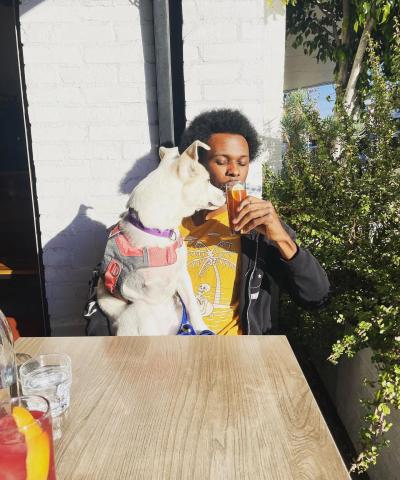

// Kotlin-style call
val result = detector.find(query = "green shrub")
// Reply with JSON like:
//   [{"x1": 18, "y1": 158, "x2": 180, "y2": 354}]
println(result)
[{"x1": 263, "y1": 36, "x2": 399, "y2": 472}]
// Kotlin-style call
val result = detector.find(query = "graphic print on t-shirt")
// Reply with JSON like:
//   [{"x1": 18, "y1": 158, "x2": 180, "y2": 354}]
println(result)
[{"x1": 180, "y1": 210, "x2": 241, "y2": 335}]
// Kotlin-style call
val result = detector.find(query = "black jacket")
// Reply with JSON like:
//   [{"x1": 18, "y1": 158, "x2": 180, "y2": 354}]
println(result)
[
  {"x1": 239, "y1": 226, "x2": 330, "y2": 335},
  {"x1": 84, "y1": 225, "x2": 330, "y2": 336}
]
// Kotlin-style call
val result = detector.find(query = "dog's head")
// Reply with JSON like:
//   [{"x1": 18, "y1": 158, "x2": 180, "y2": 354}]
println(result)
[
  {"x1": 127, "y1": 141, "x2": 225, "y2": 230},
  {"x1": 174, "y1": 140, "x2": 226, "y2": 216}
]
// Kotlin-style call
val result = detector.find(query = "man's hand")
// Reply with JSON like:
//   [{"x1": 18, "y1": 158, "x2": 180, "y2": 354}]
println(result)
[{"x1": 232, "y1": 197, "x2": 298, "y2": 260}]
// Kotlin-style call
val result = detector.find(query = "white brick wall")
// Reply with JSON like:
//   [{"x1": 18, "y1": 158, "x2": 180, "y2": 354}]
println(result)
[
  {"x1": 20, "y1": 0, "x2": 287, "y2": 336},
  {"x1": 20, "y1": 0, "x2": 158, "y2": 335},
  {"x1": 182, "y1": 0, "x2": 287, "y2": 195}
]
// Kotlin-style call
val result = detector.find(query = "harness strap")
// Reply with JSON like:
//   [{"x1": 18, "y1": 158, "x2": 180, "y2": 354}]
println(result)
[
  {"x1": 103, "y1": 225, "x2": 215, "y2": 336},
  {"x1": 104, "y1": 259, "x2": 123, "y2": 295},
  {"x1": 103, "y1": 224, "x2": 184, "y2": 297},
  {"x1": 176, "y1": 301, "x2": 196, "y2": 335},
  {"x1": 111, "y1": 225, "x2": 183, "y2": 267}
]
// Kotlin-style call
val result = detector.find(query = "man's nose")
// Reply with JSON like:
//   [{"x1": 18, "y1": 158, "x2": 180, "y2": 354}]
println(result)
[{"x1": 226, "y1": 164, "x2": 240, "y2": 177}]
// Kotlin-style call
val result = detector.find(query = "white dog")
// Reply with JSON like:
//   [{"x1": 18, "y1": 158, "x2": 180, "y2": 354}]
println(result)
[{"x1": 97, "y1": 140, "x2": 225, "y2": 335}]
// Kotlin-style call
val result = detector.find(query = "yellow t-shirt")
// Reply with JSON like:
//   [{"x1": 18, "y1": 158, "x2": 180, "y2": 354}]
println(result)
[{"x1": 180, "y1": 209, "x2": 242, "y2": 335}]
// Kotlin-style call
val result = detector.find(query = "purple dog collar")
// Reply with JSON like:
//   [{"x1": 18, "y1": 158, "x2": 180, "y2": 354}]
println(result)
[{"x1": 128, "y1": 210, "x2": 177, "y2": 239}]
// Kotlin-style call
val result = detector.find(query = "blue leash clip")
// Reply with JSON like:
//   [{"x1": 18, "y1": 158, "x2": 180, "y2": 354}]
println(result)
[{"x1": 176, "y1": 299, "x2": 215, "y2": 336}]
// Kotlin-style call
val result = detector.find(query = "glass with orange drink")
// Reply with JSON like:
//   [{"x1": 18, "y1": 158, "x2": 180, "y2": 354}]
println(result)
[
  {"x1": 226, "y1": 181, "x2": 248, "y2": 234},
  {"x1": 0, "y1": 395, "x2": 56, "y2": 480}
]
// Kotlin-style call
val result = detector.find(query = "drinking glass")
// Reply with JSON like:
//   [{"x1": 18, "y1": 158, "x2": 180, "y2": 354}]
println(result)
[
  {"x1": 0, "y1": 395, "x2": 56, "y2": 479},
  {"x1": 226, "y1": 181, "x2": 248, "y2": 234},
  {"x1": 20, "y1": 354, "x2": 72, "y2": 418}
]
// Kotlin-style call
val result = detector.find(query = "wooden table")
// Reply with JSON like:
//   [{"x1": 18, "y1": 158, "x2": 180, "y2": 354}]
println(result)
[{"x1": 15, "y1": 337, "x2": 350, "y2": 480}]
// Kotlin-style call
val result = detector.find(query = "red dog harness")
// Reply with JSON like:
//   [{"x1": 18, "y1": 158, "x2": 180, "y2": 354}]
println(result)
[{"x1": 100, "y1": 224, "x2": 183, "y2": 297}]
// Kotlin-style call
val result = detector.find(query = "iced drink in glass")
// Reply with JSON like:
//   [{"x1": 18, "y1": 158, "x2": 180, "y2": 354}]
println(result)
[
  {"x1": 20, "y1": 354, "x2": 72, "y2": 418},
  {"x1": 226, "y1": 181, "x2": 247, "y2": 234},
  {"x1": 0, "y1": 395, "x2": 56, "y2": 480}
]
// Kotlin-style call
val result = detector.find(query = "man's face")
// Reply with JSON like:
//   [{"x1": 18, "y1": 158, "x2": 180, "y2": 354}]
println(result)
[{"x1": 201, "y1": 133, "x2": 250, "y2": 190}]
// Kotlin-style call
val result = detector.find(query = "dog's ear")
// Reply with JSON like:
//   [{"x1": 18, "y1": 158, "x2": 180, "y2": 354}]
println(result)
[
  {"x1": 159, "y1": 146, "x2": 179, "y2": 163},
  {"x1": 182, "y1": 140, "x2": 210, "y2": 162},
  {"x1": 159, "y1": 146, "x2": 168, "y2": 160},
  {"x1": 177, "y1": 140, "x2": 210, "y2": 180}
]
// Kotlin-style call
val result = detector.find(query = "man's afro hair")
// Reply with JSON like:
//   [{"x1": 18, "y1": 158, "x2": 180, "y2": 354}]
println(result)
[{"x1": 179, "y1": 109, "x2": 261, "y2": 161}]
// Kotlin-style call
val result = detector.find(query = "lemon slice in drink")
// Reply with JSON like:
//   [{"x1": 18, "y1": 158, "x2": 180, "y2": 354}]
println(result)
[
  {"x1": 12, "y1": 406, "x2": 50, "y2": 480},
  {"x1": 231, "y1": 183, "x2": 246, "y2": 202}
]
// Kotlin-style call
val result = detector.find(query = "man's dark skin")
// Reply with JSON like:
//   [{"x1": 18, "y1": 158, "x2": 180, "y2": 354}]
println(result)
[{"x1": 192, "y1": 133, "x2": 298, "y2": 261}]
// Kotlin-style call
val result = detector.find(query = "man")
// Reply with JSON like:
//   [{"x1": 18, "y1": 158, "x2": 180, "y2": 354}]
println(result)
[
  {"x1": 178, "y1": 109, "x2": 330, "y2": 335},
  {"x1": 85, "y1": 109, "x2": 330, "y2": 335}
]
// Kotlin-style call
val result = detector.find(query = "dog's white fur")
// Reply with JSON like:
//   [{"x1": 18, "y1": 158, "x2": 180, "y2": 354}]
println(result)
[{"x1": 97, "y1": 140, "x2": 226, "y2": 335}]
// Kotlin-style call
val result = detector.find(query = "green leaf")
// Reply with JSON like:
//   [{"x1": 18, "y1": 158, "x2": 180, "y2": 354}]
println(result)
[
  {"x1": 381, "y1": 4, "x2": 391, "y2": 23},
  {"x1": 362, "y1": 2, "x2": 371, "y2": 16}
]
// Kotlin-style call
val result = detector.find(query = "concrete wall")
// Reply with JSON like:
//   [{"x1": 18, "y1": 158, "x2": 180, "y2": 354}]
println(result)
[
  {"x1": 318, "y1": 349, "x2": 400, "y2": 480},
  {"x1": 20, "y1": 0, "x2": 158, "y2": 335},
  {"x1": 182, "y1": 0, "x2": 287, "y2": 193},
  {"x1": 284, "y1": 35, "x2": 335, "y2": 91}
]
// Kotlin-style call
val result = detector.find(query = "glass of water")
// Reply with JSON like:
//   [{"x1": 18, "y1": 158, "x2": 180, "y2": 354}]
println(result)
[{"x1": 19, "y1": 354, "x2": 72, "y2": 418}]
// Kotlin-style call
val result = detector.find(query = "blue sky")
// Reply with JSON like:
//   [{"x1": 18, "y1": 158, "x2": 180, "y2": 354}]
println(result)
[{"x1": 309, "y1": 84, "x2": 336, "y2": 118}]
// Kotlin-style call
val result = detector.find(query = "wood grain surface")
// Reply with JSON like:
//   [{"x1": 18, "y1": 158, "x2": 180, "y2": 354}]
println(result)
[{"x1": 15, "y1": 336, "x2": 350, "y2": 480}]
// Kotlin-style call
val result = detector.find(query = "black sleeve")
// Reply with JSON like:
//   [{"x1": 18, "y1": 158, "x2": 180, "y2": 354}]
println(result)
[
  {"x1": 278, "y1": 224, "x2": 331, "y2": 309},
  {"x1": 83, "y1": 265, "x2": 112, "y2": 336}
]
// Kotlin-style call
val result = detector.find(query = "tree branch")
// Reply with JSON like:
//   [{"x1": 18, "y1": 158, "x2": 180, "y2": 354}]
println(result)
[
  {"x1": 344, "y1": 16, "x2": 375, "y2": 113},
  {"x1": 337, "y1": 0, "x2": 351, "y2": 87},
  {"x1": 332, "y1": 19, "x2": 339, "y2": 47},
  {"x1": 341, "y1": 0, "x2": 351, "y2": 46},
  {"x1": 320, "y1": 24, "x2": 335, "y2": 40}
]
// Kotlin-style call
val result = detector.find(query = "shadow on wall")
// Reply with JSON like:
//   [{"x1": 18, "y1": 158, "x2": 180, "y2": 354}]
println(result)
[
  {"x1": 42, "y1": 205, "x2": 108, "y2": 336},
  {"x1": 19, "y1": 0, "x2": 45, "y2": 16},
  {"x1": 119, "y1": 148, "x2": 159, "y2": 195},
  {"x1": 118, "y1": 0, "x2": 160, "y2": 197},
  {"x1": 42, "y1": 148, "x2": 160, "y2": 336},
  {"x1": 38, "y1": 0, "x2": 160, "y2": 334}
]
